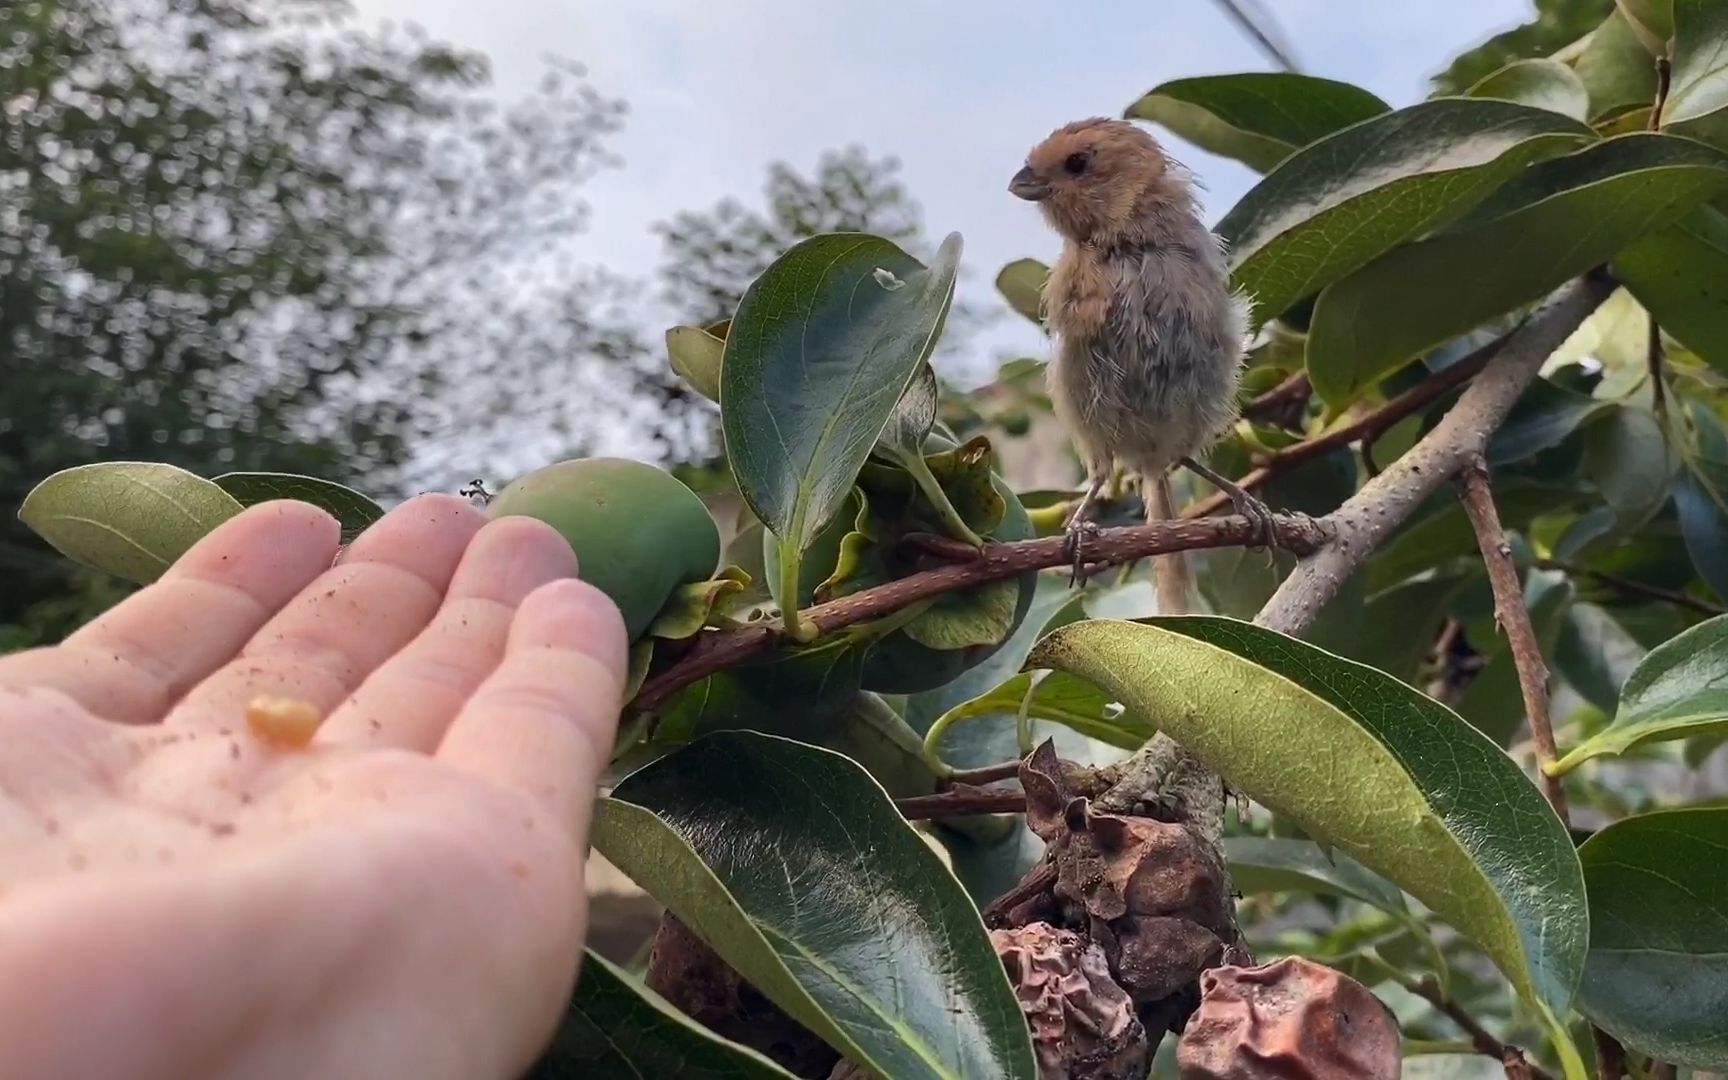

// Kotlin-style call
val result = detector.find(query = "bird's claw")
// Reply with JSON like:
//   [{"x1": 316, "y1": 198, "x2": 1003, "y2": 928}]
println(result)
[
  {"x1": 1064, "y1": 520, "x2": 1102, "y2": 587},
  {"x1": 1229, "y1": 489, "x2": 1278, "y2": 566}
]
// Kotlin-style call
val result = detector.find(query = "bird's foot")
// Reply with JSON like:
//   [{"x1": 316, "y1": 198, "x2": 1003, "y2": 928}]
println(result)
[{"x1": 1064, "y1": 519, "x2": 1102, "y2": 587}]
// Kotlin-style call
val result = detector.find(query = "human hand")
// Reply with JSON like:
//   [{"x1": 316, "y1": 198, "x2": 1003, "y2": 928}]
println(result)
[{"x1": 0, "y1": 494, "x2": 627, "y2": 1080}]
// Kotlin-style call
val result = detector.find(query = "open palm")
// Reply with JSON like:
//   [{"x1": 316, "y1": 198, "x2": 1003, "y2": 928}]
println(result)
[{"x1": 0, "y1": 495, "x2": 627, "y2": 1080}]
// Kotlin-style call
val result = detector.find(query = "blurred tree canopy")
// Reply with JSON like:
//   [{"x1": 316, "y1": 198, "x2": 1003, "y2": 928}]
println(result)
[
  {"x1": 0, "y1": 0, "x2": 628, "y2": 643},
  {"x1": 655, "y1": 146, "x2": 924, "y2": 328}
]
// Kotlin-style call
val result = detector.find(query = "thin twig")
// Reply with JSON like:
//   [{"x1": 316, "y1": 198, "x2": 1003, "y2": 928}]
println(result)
[
  {"x1": 1242, "y1": 369, "x2": 1311, "y2": 423},
  {"x1": 1185, "y1": 332, "x2": 1509, "y2": 519},
  {"x1": 895, "y1": 787, "x2": 1028, "y2": 821},
  {"x1": 1458, "y1": 456, "x2": 1568, "y2": 818},
  {"x1": 1385, "y1": 970, "x2": 1557, "y2": 1080},
  {"x1": 1536, "y1": 557, "x2": 1726, "y2": 616},
  {"x1": 1647, "y1": 53, "x2": 1672, "y2": 417},
  {"x1": 1258, "y1": 275, "x2": 1617, "y2": 633},
  {"x1": 631, "y1": 513, "x2": 1326, "y2": 716},
  {"x1": 946, "y1": 760, "x2": 1026, "y2": 787}
]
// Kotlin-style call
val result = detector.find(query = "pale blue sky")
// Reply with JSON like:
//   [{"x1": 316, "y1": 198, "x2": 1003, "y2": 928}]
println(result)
[{"x1": 351, "y1": 0, "x2": 1533, "y2": 379}]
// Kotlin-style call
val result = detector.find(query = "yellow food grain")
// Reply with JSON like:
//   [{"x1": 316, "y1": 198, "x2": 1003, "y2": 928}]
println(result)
[{"x1": 245, "y1": 695, "x2": 323, "y2": 749}]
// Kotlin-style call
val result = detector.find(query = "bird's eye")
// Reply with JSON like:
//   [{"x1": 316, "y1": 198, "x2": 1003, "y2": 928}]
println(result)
[{"x1": 1063, "y1": 152, "x2": 1091, "y2": 176}]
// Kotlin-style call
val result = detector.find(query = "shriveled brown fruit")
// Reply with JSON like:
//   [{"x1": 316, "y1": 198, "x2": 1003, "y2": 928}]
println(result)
[
  {"x1": 991, "y1": 921, "x2": 1150, "y2": 1080},
  {"x1": 1176, "y1": 956, "x2": 1401, "y2": 1080}
]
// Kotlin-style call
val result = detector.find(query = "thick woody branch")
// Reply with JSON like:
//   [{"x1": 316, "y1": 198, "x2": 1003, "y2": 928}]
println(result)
[
  {"x1": 1257, "y1": 274, "x2": 1617, "y2": 634},
  {"x1": 631, "y1": 513, "x2": 1326, "y2": 716},
  {"x1": 1458, "y1": 456, "x2": 1568, "y2": 818}
]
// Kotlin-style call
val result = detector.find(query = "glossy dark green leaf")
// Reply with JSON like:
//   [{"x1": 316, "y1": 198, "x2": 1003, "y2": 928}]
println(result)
[
  {"x1": 1555, "y1": 602, "x2": 1648, "y2": 714},
  {"x1": 1487, "y1": 378, "x2": 1611, "y2": 466},
  {"x1": 212, "y1": 472, "x2": 383, "y2": 543},
  {"x1": 1663, "y1": 0, "x2": 1728, "y2": 149},
  {"x1": 1614, "y1": 206, "x2": 1728, "y2": 374},
  {"x1": 1223, "y1": 837, "x2": 1406, "y2": 911},
  {"x1": 1576, "y1": 807, "x2": 1728, "y2": 1068},
  {"x1": 529, "y1": 951, "x2": 798, "y2": 1080},
  {"x1": 1576, "y1": 10, "x2": 1661, "y2": 121},
  {"x1": 1216, "y1": 99, "x2": 1591, "y2": 328},
  {"x1": 1554, "y1": 611, "x2": 1728, "y2": 770},
  {"x1": 1124, "y1": 73, "x2": 1389, "y2": 173},
  {"x1": 1466, "y1": 58, "x2": 1591, "y2": 120},
  {"x1": 1677, "y1": 401, "x2": 1728, "y2": 600},
  {"x1": 994, "y1": 258, "x2": 1047, "y2": 327},
  {"x1": 1371, "y1": 481, "x2": 1586, "y2": 591},
  {"x1": 19, "y1": 461, "x2": 243, "y2": 584},
  {"x1": 1028, "y1": 617, "x2": 1587, "y2": 1025},
  {"x1": 665, "y1": 324, "x2": 726, "y2": 402},
  {"x1": 1307, "y1": 134, "x2": 1728, "y2": 408},
  {"x1": 593, "y1": 732, "x2": 1036, "y2": 1080},
  {"x1": 1677, "y1": 468, "x2": 1728, "y2": 599},
  {"x1": 723, "y1": 233, "x2": 962, "y2": 636},
  {"x1": 1582, "y1": 404, "x2": 1675, "y2": 527}
]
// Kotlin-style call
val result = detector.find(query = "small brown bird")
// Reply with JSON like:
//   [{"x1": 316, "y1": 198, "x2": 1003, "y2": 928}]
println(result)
[{"x1": 1010, "y1": 117, "x2": 1268, "y2": 611}]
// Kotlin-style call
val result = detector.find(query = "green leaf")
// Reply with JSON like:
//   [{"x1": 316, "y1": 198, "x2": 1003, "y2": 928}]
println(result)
[
  {"x1": 1677, "y1": 468, "x2": 1728, "y2": 599},
  {"x1": 1576, "y1": 807, "x2": 1728, "y2": 1069},
  {"x1": 593, "y1": 732, "x2": 1036, "y2": 1080},
  {"x1": 1617, "y1": 0, "x2": 1676, "y2": 50},
  {"x1": 1614, "y1": 206, "x2": 1728, "y2": 375},
  {"x1": 1582, "y1": 404, "x2": 1675, "y2": 527},
  {"x1": 902, "y1": 574, "x2": 1084, "y2": 732},
  {"x1": 1575, "y1": 10, "x2": 1661, "y2": 122},
  {"x1": 722, "y1": 232, "x2": 963, "y2": 639},
  {"x1": 1306, "y1": 133, "x2": 1728, "y2": 408},
  {"x1": 994, "y1": 258, "x2": 1047, "y2": 327},
  {"x1": 1216, "y1": 98, "x2": 1592, "y2": 329},
  {"x1": 529, "y1": 950, "x2": 798, "y2": 1080},
  {"x1": 1223, "y1": 836, "x2": 1407, "y2": 912},
  {"x1": 1554, "y1": 611, "x2": 1728, "y2": 770},
  {"x1": 645, "y1": 568, "x2": 750, "y2": 641},
  {"x1": 1487, "y1": 377, "x2": 1612, "y2": 466},
  {"x1": 1431, "y1": 0, "x2": 1616, "y2": 96},
  {"x1": 1663, "y1": 0, "x2": 1728, "y2": 150},
  {"x1": 212, "y1": 472, "x2": 383, "y2": 543},
  {"x1": 1027, "y1": 617, "x2": 1587, "y2": 1020},
  {"x1": 1466, "y1": 58, "x2": 1591, "y2": 120},
  {"x1": 1555, "y1": 602, "x2": 1647, "y2": 714},
  {"x1": 666, "y1": 324, "x2": 726, "y2": 402},
  {"x1": 927, "y1": 668, "x2": 1154, "y2": 756},
  {"x1": 1124, "y1": 73, "x2": 1389, "y2": 173},
  {"x1": 19, "y1": 462, "x2": 244, "y2": 584}
]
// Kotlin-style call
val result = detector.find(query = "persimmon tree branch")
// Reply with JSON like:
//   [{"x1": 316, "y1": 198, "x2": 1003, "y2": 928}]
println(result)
[
  {"x1": 1257, "y1": 274, "x2": 1617, "y2": 634},
  {"x1": 1458, "y1": 455, "x2": 1568, "y2": 818},
  {"x1": 630, "y1": 513, "x2": 1327, "y2": 716}
]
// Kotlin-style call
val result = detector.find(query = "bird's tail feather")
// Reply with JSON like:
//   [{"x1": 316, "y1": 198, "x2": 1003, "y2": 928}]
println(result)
[{"x1": 1147, "y1": 472, "x2": 1196, "y2": 615}]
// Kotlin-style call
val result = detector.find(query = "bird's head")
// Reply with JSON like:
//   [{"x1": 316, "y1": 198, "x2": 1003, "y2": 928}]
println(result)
[{"x1": 1010, "y1": 118, "x2": 1190, "y2": 243}]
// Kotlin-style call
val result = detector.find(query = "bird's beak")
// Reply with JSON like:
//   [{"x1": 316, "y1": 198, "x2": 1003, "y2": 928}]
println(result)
[{"x1": 1009, "y1": 166, "x2": 1051, "y2": 201}]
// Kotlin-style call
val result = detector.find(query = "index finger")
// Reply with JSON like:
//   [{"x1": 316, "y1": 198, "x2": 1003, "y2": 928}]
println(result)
[{"x1": 0, "y1": 501, "x2": 340, "y2": 724}]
